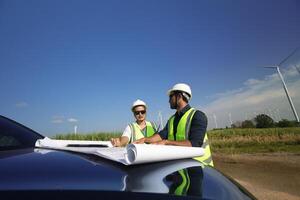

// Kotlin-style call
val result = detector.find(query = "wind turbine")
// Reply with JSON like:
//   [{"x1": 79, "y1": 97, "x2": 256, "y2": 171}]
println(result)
[
  {"x1": 74, "y1": 125, "x2": 78, "y2": 135},
  {"x1": 275, "y1": 108, "x2": 281, "y2": 121},
  {"x1": 253, "y1": 111, "x2": 258, "y2": 117},
  {"x1": 213, "y1": 114, "x2": 218, "y2": 129},
  {"x1": 158, "y1": 111, "x2": 164, "y2": 131},
  {"x1": 294, "y1": 64, "x2": 300, "y2": 74},
  {"x1": 228, "y1": 113, "x2": 233, "y2": 126},
  {"x1": 245, "y1": 112, "x2": 249, "y2": 120},
  {"x1": 263, "y1": 48, "x2": 300, "y2": 122},
  {"x1": 267, "y1": 108, "x2": 275, "y2": 121}
]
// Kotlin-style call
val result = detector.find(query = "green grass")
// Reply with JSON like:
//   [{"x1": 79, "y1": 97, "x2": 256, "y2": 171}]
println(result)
[
  {"x1": 53, "y1": 132, "x2": 121, "y2": 141},
  {"x1": 208, "y1": 128, "x2": 300, "y2": 154},
  {"x1": 53, "y1": 128, "x2": 300, "y2": 154}
]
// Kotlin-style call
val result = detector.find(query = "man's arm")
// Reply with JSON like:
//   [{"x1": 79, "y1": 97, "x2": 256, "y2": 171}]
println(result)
[
  {"x1": 111, "y1": 136, "x2": 129, "y2": 147},
  {"x1": 153, "y1": 139, "x2": 192, "y2": 146},
  {"x1": 150, "y1": 120, "x2": 192, "y2": 146},
  {"x1": 111, "y1": 125, "x2": 131, "y2": 147},
  {"x1": 155, "y1": 110, "x2": 207, "y2": 147},
  {"x1": 133, "y1": 133, "x2": 162, "y2": 144},
  {"x1": 134, "y1": 121, "x2": 169, "y2": 144},
  {"x1": 188, "y1": 110, "x2": 207, "y2": 147}
]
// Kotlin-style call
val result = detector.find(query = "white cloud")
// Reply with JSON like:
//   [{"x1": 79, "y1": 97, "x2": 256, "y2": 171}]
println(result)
[
  {"x1": 51, "y1": 119, "x2": 64, "y2": 124},
  {"x1": 284, "y1": 67, "x2": 299, "y2": 77},
  {"x1": 243, "y1": 78, "x2": 263, "y2": 86},
  {"x1": 51, "y1": 116, "x2": 79, "y2": 124},
  {"x1": 51, "y1": 116, "x2": 64, "y2": 124},
  {"x1": 206, "y1": 88, "x2": 244, "y2": 99},
  {"x1": 201, "y1": 66, "x2": 300, "y2": 129},
  {"x1": 295, "y1": 65, "x2": 300, "y2": 74},
  {"x1": 68, "y1": 118, "x2": 78, "y2": 123},
  {"x1": 15, "y1": 102, "x2": 28, "y2": 108}
]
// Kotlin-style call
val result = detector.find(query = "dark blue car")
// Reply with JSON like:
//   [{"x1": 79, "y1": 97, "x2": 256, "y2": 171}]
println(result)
[{"x1": 0, "y1": 115, "x2": 256, "y2": 200}]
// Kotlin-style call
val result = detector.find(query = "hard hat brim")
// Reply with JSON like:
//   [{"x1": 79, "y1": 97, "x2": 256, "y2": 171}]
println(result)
[
  {"x1": 167, "y1": 89, "x2": 174, "y2": 96},
  {"x1": 167, "y1": 89, "x2": 192, "y2": 99}
]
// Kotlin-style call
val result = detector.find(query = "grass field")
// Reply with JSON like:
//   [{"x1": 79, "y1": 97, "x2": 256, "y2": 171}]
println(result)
[
  {"x1": 208, "y1": 128, "x2": 300, "y2": 154},
  {"x1": 54, "y1": 132, "x2": 121, "y2": 141},
  {"x1": 53, "y1": 127, "x2": 300, "y2": 154}
]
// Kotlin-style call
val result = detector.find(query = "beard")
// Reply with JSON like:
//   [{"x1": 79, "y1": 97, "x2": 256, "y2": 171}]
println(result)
[{"x1": 170, "y1": 101, "x2": 177, "y2": 109}]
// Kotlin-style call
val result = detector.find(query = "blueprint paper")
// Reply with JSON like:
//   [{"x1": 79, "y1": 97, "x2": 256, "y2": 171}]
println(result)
[{"x1": 35, "y1": 138, "x2": 204, "y2": 165}]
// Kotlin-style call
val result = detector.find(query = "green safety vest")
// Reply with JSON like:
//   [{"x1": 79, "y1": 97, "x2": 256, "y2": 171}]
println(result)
[
  {"x1": 174, "y1": 169, "x2": 190, "y2": 196},
  {"x1": 129, "y1": 121, "x2": 156, "y2": 143},
  {"x1": 168, "y1": 108, "x2": 214, "y2": 166}
]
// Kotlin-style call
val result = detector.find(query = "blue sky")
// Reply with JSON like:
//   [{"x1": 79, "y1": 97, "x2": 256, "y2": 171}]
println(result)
[{"x1": 1, "y1": 0, "x2": 300, "y2": 136}]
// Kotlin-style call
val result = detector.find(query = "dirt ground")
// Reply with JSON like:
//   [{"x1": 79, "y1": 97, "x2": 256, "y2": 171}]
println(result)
[{"x1": 213, "y1": 153, "x2": 300, "y2": 200}]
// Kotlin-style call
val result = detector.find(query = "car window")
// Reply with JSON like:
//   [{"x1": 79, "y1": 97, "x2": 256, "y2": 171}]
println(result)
[
  {"x1": 0, "y1": 135, "x2": 21, "y2": 147},
  {"x1": 0, "y1": 116, "x2": 44, "y2": 151}
]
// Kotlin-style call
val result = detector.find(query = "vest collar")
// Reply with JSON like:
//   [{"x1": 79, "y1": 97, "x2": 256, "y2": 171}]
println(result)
[{"x1": 176, "y1": 104, "x2": 191, "y2": 117}]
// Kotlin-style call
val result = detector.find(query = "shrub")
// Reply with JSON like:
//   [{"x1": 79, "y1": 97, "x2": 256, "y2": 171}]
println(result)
[
  {"x1": 255, "y1": 114, "x2": 274, "y2": 128},
  {"x1": 277, "y1": 119, "x2": 299, "y2": 127},
  {"x1": 241, "y1": 120, "x2": 255, "y2": 128}
]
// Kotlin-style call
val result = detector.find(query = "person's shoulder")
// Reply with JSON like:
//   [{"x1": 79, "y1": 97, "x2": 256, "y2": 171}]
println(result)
[
  {"x1": 125, "y1": 122, "x2": 135, "y2": 129},
  {"x1": 192, "y1": 109, "x2": 207, "y2": 120},
  {"x1": 122, "y1": 124, "x2": 133, "y2": 136},
  {"x1": 147, "y1": 121, "x2": 157, "y2": 127},
  {"x1": 128, "y1": 121, "x2": 137, "y2": 126}
]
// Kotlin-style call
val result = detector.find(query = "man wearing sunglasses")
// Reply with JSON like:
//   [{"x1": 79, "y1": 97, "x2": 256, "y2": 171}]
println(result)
[
  {"x1": 111, "y1": 99, "x2": 157, "y2": 147},
  {"x1": 134, "y1": 83, "x2": 213, "y2": 166}
]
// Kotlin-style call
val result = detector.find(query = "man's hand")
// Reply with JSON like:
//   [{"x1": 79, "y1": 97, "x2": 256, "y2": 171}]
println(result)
[
  {"x1": 110, "y1": 138, "x2": 121, "y2": 147},
  {"x1": 152, "y1": 139, "x2": 168, "y2": 145},
  {"x1": 133, "y1": 137, "x2": 145, "y2": 144}
]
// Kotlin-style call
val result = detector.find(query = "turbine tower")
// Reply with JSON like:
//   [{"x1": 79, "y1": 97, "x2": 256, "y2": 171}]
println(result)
[
  {"x1": 275, "y1": 108, "x2": 281, "y2": 121},
  {"x1": 228, "y1": 113, "x2": 233, "y2": 126},
  {"x1": 74, "y1": 125, "x2": 78, "y2": 135},
  {"x1": 264, "y1": 48, "x2": 300, "y2": 122},
  {"x1": 213, "y1": 114, "x2": 218, "y2": 129},
  {"x1": 158, "y1": 111, "x2": 164, "y2": 131},
  {"x1": 294, "y1": 64, "x2": 300, "y2": 74}
]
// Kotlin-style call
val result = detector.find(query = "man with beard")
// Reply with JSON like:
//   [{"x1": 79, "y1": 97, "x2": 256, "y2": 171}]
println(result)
[{"x1": 134, "y1": 83, "x2": 213, "y2": 166}]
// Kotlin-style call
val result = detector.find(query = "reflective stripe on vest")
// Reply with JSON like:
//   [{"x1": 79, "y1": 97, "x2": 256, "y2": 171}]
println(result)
[
  {"x1": 174, "y1": 169, "x2": 190, "y2": 196},
  {"x1": 129, "y1": 121, "x2": 156, "y2": 143},
  {"x1": 168, "y1": 108, "x2": 214, "y2": 167},
  {"x1": 193, "y1": 134, "x2": 214, "y2": 166}
]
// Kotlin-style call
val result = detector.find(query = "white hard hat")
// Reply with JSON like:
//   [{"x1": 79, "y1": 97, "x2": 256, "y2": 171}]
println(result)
[
  {"x1": 167, "y1": 83, "x2": 192, "y2": 99},
  {"x1": 131, "y1": 99, "x2": 147, "y2": 111}
]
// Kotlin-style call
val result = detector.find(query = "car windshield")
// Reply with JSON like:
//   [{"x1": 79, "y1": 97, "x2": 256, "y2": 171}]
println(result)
[{"x1": 0, "y1": 116, "x2": 44, "y2": 151}]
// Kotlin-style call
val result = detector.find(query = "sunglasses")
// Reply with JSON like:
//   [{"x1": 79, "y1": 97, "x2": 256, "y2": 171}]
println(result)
[{"x1": 134, "y1": 110, "x2": 146, "y2": 115}]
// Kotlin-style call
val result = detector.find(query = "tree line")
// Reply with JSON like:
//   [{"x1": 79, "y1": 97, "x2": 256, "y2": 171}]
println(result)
[{"x1": 231, "y1": 114, "x2": 300, "y2": 128}]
